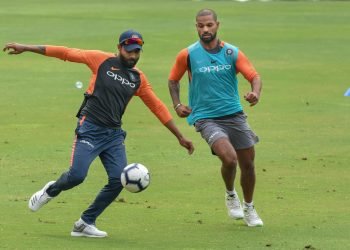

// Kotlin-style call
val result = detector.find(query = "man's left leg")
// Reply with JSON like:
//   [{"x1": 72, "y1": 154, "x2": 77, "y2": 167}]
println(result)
[
  {"x1": 237, "y1": 147, "x2": 263, "y2": 227},
  {"x1": 71, "y1": 129, "x2": 127, "y2": 237},
  {"x1": 237, "y1": 147, "x2": 256, "y2": 203}
]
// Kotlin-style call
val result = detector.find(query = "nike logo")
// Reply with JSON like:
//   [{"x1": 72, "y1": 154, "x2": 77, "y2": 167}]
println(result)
[
  {"x1": 111, "y1": 66, "x2": 119, "y2": 71},
  {"x1": 210, "y1": 60, "x2": 217, "y2": 64}
]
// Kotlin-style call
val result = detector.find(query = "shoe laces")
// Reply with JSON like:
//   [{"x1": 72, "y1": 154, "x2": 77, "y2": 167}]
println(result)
[
  {"x1": 226, "y1": 194, "x2": 241, "y2": 208},
  {"x1": 244, "y1": 206, "x2": 260, "y2": 220},
  {"x1": 39, "y1": 192, "x2": 52, "y2": 204},
  {"x1": 87, "y1": 223, "x2": 104, "y2": 233}
]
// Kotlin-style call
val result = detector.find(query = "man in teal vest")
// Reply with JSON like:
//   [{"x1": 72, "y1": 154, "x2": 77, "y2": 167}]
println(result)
[{"x1": 168, "y1": 9, "x2": 263, "y2": 227}]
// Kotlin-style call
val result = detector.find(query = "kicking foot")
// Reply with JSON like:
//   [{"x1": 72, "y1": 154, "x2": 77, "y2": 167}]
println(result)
[{"x1": 28, "y1": 181, "x2": 55, "y2": 212}]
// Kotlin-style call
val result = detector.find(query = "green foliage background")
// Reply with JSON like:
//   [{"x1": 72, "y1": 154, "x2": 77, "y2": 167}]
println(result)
[{"x1": 0, "y1": 0, "x2": 349, "y2": 249}]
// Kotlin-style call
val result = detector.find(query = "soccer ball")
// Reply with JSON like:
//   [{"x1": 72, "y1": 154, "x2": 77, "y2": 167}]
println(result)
[{"x1": 121, "y1": 163, "x2": 150, "y2": 193}]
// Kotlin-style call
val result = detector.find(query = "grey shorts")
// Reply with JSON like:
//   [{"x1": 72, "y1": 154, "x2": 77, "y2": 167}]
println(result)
[{"x1": 194, "y1": 112, "x2": 259, "y2": 150}]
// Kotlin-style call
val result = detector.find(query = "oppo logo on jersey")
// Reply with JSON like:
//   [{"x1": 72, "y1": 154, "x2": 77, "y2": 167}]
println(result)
[
  {"x1": 106, "y1": 71, "x2": 136, "y2": 88},
  {"x1": 199, "y1": 64, "x2": 232, "y2": 73}
]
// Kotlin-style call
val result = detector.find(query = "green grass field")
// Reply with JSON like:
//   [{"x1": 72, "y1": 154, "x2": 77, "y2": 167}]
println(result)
[{"x1": 1, "y1": 0, "x2": 349, "y2": 249}]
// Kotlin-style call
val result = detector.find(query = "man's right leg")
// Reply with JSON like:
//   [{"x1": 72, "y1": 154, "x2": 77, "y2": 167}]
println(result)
[
  {"x1": 29, "y1": 133, "x2": 98, "y2": 212},
  {"x1": 212, "y1": 138, "x2": 238, "y2": 191},
  {"x1": 212, "y1": 138, "x2": 243, "y2": 219},
  {"x1": 47, "y1": 135, "x2": 97, "y2": 196},
  {"x1": 195, "y1": 120, "x2": 243, "y2": 219}
]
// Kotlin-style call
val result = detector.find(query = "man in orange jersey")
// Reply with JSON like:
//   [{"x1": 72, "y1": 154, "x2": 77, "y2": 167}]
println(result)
[
  {"x1": 3, "y1": 29, "x2": 194, "y2": 237},
  {"x1": 168, "y1": 9, "x2": 263, "y2": 227}
]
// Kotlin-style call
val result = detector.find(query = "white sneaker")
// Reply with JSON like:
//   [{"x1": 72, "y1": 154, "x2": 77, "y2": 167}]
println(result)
[
  {"x1": 225, "y1": 192, "x2": 244, "y2": 219},
  {"x1": 243, "y1": 205, "x2": 263, "y2": 227},
  {"x1": 71, "y1": 218, "x2": 108, "y2": 238},
  {"x1": 28, "y1": 181, "x2": 55, "y2": 212}
]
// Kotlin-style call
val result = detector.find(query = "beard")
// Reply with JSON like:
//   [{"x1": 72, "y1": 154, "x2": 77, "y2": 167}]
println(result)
[
  {"x1": 120, "y1": 54, "x2": 139, "y2": 68},
  {"x1": 199, "y1": 32, "x2": 217, "y2": 44}
]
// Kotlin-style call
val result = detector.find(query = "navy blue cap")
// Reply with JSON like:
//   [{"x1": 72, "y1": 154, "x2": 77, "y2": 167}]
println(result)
[{"x1": 119, "y1": 30, "x2": 144, "y2": 52}]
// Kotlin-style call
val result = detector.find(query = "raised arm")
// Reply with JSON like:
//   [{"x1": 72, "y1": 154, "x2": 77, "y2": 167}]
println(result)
[
  {"x1": 4, "y1": 42, "x2": 112, "y2": 74},
  {"x1": 3, "y1": 43, "x2": 46, "y2": 55}
]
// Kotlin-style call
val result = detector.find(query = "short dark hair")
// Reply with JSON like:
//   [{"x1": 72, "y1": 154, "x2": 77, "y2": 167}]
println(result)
[{"x1": 196, "y1": 9, "x2": 217, "y2": 21}]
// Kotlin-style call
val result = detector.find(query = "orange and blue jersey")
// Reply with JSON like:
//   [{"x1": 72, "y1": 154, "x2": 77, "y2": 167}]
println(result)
[
  {"x1": 169, "y1": 41, "x2": 259, "y2": 125},
  {"x1": 45, "y1": 46, "x2": 172, "y2": 128}
]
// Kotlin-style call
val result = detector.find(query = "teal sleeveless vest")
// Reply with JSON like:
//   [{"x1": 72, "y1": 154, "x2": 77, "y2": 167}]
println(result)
[{"x1": 186, "y1": 41, "x2": 242, "y2": 125}]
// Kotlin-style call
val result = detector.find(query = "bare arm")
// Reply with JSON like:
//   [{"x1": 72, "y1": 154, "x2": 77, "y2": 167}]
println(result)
[
  {"x1": 168, "y1": 79, "x2": 192, "y2": 118},
  {"x1": 164, "y1": 119, "x2": 194, "y2": 155},
  {"x1": 168, "y1": 79, "x2": 181, "y2": 107},
  {"x1": 3, "y1": 43, "x2": 46, "y2": 55},
  {"x1": 244, "y1": 76, "x2": 262, "y2": 106},
  {"x1": 137, "y1": 74, "x2": 194, "y2": 155}
]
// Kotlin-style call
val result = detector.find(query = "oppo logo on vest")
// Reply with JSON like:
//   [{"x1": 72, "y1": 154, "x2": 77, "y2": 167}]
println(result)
[
  {"x1": 106, "y1": 71, "x2": 136, "y2": 88},
  {"x1": 198, "y1": 64, "x2": 232, "y2": 73}
]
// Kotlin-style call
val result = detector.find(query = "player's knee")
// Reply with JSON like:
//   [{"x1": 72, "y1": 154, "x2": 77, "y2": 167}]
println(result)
[
  {"x1": 68, "y1": 173, "x2": 86, "y2": 186},
  {"x1": 241, "y1": 162, "x2": 255, "y2": 172},
  {"x1": 108, "y1": 177, "x2": 122, "y2": 189},
  {"x1": 222, "y1": 154, "x2": 238, "y2": 169},
  {"x1": 108, "y1": 177, "x2": 118, "y2": 185}
]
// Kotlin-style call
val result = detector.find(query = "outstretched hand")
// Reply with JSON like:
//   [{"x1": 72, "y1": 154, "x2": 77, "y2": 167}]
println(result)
[
  {"x1": 3, "y1": 43, "x2": 25, "y2": 54},
  {"x1": 179, "y1": 137, "x2": 194, "y2": 155}
]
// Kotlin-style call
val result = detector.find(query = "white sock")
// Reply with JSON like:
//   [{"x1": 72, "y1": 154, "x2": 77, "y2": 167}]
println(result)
[
  {"x1": 243, "y1": 201, "x2": 254, "y2": 207},
  {"x1": 226, "y1": 189, "x2": 236, "y2": 196}
]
